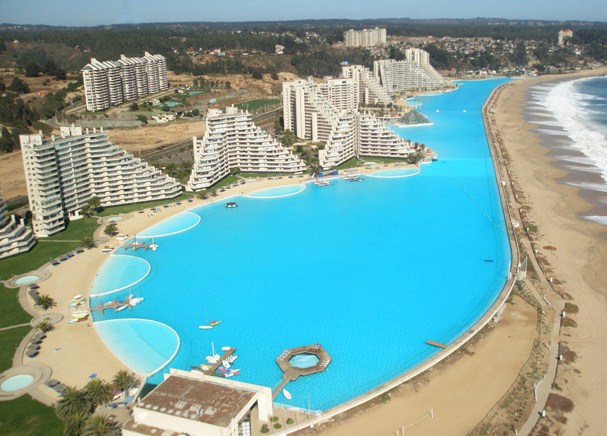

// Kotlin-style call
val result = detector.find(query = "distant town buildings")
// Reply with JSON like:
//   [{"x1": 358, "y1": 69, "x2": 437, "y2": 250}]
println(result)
[
  {"x1": 344, "y1": 27, "x2": 387, "y2": 47},
  {"x1": 374, "y1": 49, "x2": 446, "y2": 94},
  {"x1": 0, "y1": 197, "x2": 35, "y2": 259},
  {"x1": 20, "y1": 125, "x2": 181, "y2": 237},
  {"x1": 558, "y1": 29, "x2": 574, "y2": 47},
  {"x1": 282, "y1": 77, "x2": 418, "y2": 169},
  {"x1": 81, "y1": 52, "x2": 169, "y2": 112},
  {"x1": 123, "y1": 369, "x2": 272, "y2": 436},
  {"x1": 187, "y1": 107, "x2": 306, "y2": 190}
]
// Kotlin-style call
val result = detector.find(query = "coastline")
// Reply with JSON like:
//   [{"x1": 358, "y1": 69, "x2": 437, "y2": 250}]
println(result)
[{"x1": 6, "y1": 67, "x2": 607, "y2": 432}]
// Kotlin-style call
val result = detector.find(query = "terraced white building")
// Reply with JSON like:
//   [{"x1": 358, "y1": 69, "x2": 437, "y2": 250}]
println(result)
[
  {"x1": 82, "y1": 52, "x2": 169, "y2": 112},
  {"x1": 0, "y1": 198, "x2": 36, "y2": 259},
  {"x1": 187, "y1": 107, "x2": 306, "y2": 191},
  {"x1": 283, "y1": 77, "x2": 417, "y2": 169},
  {"x1": 341, "y1": 64, "x2": 392, "y2": 106},
  {"x1": 374, "y1": 49, "x2": 446, "y2": 94},
  {"x1": 20, "y1": 125, "x2": 182, "y2": 237}
]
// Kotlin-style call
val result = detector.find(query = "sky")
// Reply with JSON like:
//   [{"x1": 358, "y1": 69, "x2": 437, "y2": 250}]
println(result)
[{"x1": 2, "y1": 0, "x2": 606, "y2": 26}]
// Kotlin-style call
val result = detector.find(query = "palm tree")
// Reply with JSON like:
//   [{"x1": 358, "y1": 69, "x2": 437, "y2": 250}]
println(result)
[
  {"x1": 34, "y1": 294, "x2": 56, "y2": 310},
  {"x1": 83, "y1": 415, "x2": 121, "y2": 436},
  {"x1": 64, "y1": 411, "x2": 89, "y2": 436},
  {"x1": 36, "y1": 319, "x2": 55, "y2": 333},
  {"x1": 81, "y1": 237, "x2": 96, "y2": 249},
  {"x1": 55, "y1": 386, "x2": 91, "y2": 422},
  {"x1": 83, "y1": 379, "x2": 113, "y2": 411},
  {"x1": 112, "y1": 370, "x2": 137, "y2": 392},
  {"x1": 103, "y1": 223, "x2": 118, "y2": 237}
]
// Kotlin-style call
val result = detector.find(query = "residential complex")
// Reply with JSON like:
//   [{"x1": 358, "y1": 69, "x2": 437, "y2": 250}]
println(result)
[
  {"x1": 0, "y1": 198, "x2": 36, "y2": 259},
  {"x1": 82, "y1": 52, "x2": 169, "y2": 112},
  {"x1": 374, "y1": 49, "x2": 446, "y2": 94},
  {"x1": 20, "y1": 125, "x2": 182, "y2": 237},
  {"x1": 282, "y1": 77, "x2": 418, "y2": 169},
  {"x1": 344, "y1": 28, "x2": 387, "y2": 47},
  {"x1": 341, "y1": 64, "x2": 392, "y2": 106},
  {"x1": 187, "y1": 107, "x2": 306, "y2": 191}
]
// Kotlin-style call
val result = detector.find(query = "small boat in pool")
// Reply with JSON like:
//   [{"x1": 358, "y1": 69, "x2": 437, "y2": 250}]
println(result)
[
  {"x1": 209, "y1": 320, "x2": 221, "y2": 327},
  {"x1": 224, "y1": 202, "x2": 238, "y2": 208},
  {"x1": 283, "y1": 389, "x2": 292, "y2": 400},
  {"x1": 221, "y1": 346, "x2": 231, "y2": 351},
  {"x1": 115, "y1": 304, "x2": 128, "y2": 312},
  {"x1": 199, "y1": 325, "x2": 212, "y2": 330}
]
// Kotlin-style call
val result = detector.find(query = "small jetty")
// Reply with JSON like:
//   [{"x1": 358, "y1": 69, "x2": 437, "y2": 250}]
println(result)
[
  {"x1": 426, "y1": 340, "x2": 448, "y2": 349},
  {"x1": 272, "y1": 343, "x2": 331, "y2": 399},
  {"x1": 192, "y1": 347, "x2": 237, "y2": 377},
  {"x1": 122, "y1": 242, "x2": 157, "y2": 251},
  {"x1": 90, "y1": 296, "x2": 143, "y2": 314}
]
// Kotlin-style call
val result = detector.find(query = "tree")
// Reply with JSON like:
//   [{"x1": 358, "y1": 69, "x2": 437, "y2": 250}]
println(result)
[
  {"x1": 229, "y1": 167, "x2": 241, "y2": 176},
  {"x1": 136, "y1": 114, "x2": 148, "y2": 125},
  {"x1": 64, "y1": 412, "x2": 89, "y2": 436},
  {"x1": 34, "y1": 294, "x2": 57, "y2": 310},
  {"x1": 130, "y1": 102, "x2": 139, "y2": 111},
  {"x1": 81, "y1": 237, "x2": 96, "y2": 249},
  {"x1": 55, "y1": 387, "x2": 91, "y2": 421},
  {"x1": 9, "y1": 77, "x2": 29, "y2": 94},
  {"x1": 104, "y1": 223, "x2": 118, "y2": 237},
  {"x1": 36, "y1": 319, "x2": 55, "y2": 333},
  {"x1": 271, "y1": 72, "x2": 279, "y2": 80},
  {"x1": 81, "y1": 197, "x2": 101, "y2": 217},
  {"x1": 83, "y1": 379, "x2": 113, "y2": 411},
  {"x1": 0, "y1": 127, "x2": 15, "y2": 153},
  {"x1": 112, "y1": 370, "x2": 137, "y2": 392},
  {"x1": 83, "y1": 415, "x2": 121, "y2": 436},
  {"x1": 191, "y1": 108, "x2": 200, "y2": 116}
]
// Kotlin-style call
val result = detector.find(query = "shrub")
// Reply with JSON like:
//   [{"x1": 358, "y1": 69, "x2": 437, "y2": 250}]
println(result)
[{"x1": 260, "y1": 424, "x2": 269, "y2": 434}]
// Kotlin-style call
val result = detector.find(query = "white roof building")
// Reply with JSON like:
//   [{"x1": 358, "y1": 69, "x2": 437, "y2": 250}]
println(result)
[
  {"x1": 187, "y1": 107, "x2": 306, "y2": 191},
  {"x1": 20, "y1": 125, "x2": 182, "y2": 237},
  {"x1": 0, "y1": 198, "x2": 36, "y2": 259}
]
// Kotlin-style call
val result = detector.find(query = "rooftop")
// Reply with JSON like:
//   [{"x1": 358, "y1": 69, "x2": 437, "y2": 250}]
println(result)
[{"x1": 137, "y1": 375, "x2": 255, "y2": 428}]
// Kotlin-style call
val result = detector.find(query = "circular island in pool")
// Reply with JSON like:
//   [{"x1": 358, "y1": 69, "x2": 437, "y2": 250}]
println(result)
[{"x1": 89, "y1": 78, "x2": 512, "y2": 412}]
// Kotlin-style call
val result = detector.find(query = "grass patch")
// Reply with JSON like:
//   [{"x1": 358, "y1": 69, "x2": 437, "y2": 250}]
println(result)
[
  {"x1": 235, "y1": 99, "x2": 280, "y2": 112},
  {"x1": 0, "y1": 218, "x2": 99, "y2": 280},
  {"x1": 0, "y1": 395, "x2": 64, "y2": 435},
  {"x1": 240, "y1": 172, "x2": 285, "y2": 179},
  {"x1": 0, "y1": 284, "x2": 31, "y2": 329},
  {"x1": 97, "y1": 192, "x2": 193, "y2": 217},
  {"x1": 205, "y1": 175, "x2": 240, "y2": 192},
  {"x1": 562, "y1": 317, "x2": 578, "y2": 328},
  {"x1": 564, "y1": 302, "x2": 579, "y2": 314},
  {"x1": 360, "y1": 156, "x2": 409, "y2": 164},
  {"x1": 336, "y1": 158, "x2": 365, "y2": 170},
  {"x1": 0, "y1": 326, "x2": 29, "y2": 372},
  {"x1": 546, "y1": 393, "x2": 575, "y2": 414}
]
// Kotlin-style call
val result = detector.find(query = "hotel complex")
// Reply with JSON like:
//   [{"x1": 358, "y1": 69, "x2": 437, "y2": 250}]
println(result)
[
  {"x1": 0, "y1": 198, "x2": 35, "y2": 259},
  {"x1": 81, "y1": 52, "x2": 169, "y2": 112},
  {"x1": 374, "y1": 49, "x2": 446, "y2": 94},
  {"x1": 20, "y1": 125, "x2": 182, "y2": 237},
  {"x1": 187, "y1": 107, "x2": 306, "y2": 191},
  {"x1": 344, "y1": 28, "x2": 387, "y2": 47},
  {"x1": 282, "y1": 77, "x2": 418, "y2": 168}
]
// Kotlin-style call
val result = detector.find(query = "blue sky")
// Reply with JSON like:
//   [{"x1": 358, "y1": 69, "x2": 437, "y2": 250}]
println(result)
[{"x1": 2, "y1": 0, "x2": 606, "y2": 26}]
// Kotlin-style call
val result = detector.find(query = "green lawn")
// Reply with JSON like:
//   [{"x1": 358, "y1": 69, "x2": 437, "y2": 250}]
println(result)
[
  {"x1": 0, "y1": 218, "x2": 98, "y2": 280},
  {"x1": 235, "y1": 99, "x2": 280, "y2": 112},
  {"x1": 336, "y1": 158, "x2": 366, "y2": 170},
  {"x1": 97, "y1": 192, "x2": 193, "y2": 217},
  {"x1": 0, "y1": 284, "x2": 31, "y2": 328},
  {"x1": 0, "y1": 326, "x2": 29, "y2": 372},
  {"x1": 0, "y1": 396, "x2": 63, "y2": 436}
]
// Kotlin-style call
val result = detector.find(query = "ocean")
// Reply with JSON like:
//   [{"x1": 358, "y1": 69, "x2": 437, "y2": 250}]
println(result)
[{"x1": 526, "y1": 75, "x2": 607, "y2": 226}]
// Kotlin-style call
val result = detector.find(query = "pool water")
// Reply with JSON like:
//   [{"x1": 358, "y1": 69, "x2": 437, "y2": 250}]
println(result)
[
  {"x1": 91, "y1": 78, "x2": 511, "y2": 411},
  {"x1": 15, "y1": 275, "x2": 39, "y2": 285},
  {"x1": 1, "y1": 374, "x2": 34, "y2": 392},
  {"x1": 246, "y1": 184, "x2": 306, "y2": 198},
  {"x1": 290, "y1": 353, "x2": 320, "y2": 369}
]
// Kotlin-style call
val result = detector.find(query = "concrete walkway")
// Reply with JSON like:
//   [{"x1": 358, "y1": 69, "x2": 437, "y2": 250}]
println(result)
[{"x1": 0, "y1": 323, "x2": 30, "y2": 331}]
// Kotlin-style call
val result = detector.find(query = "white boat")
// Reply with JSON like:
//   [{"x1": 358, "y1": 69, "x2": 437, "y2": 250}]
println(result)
[
  {"x1": 222, "y1": 360, "x2": 230, "y2": 369},
  {"x1": 128, "y1": 296, "x2": 144, "y2": 307},
  {"x1": 221, "y1": 346, "x2": 231, "y2": 351},
  {"x1": 283, "y1": 389, "x2": 292, "y2": 400},
  {"x1": 199, "y1": 325, "x2": 212, "y2": 330},
  {"x1": 115, "y1": 304, "x2": 128, "y2": 312},
  {"x1": 227, "y1": 355, "x2": 238, "y2": 363},
  {"x1": 205, "y1": 355, "x2": 219, "y2": 363}
]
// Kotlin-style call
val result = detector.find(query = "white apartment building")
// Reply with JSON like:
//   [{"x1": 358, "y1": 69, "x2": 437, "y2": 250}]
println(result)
[
  {"x1": 374, "y1": 49, "x2": 446, "y2": 94},
  {"x1": 20, "y1": 125, "x2": 182, "y2": 237},
  {"x1": 283, "y1": 77, "x2": 417, "y2": 169},
  {"x1": 341, "y1": 64, "x2": 392, "y2": 106},
  {"x1": 187, "y1": 107, "x2": 306, "y2": 191},
  {"x1": 558, "y1": 29, "x2": 574, "y2": 47},
  {"x1": 82, "y1": 52, "x2": 169, "y2": 112},
  {"x1": 0, "y1": 198, "x2": 36, "y2": 259},
  {"x1": 344, "y1": 28, "x2": 387, "y2": 47}
]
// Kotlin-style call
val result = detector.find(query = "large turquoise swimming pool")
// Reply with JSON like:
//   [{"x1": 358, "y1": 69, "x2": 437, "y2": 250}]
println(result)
[{"x1": 91, "y1": 78, "x2": 511, "y2": 411}]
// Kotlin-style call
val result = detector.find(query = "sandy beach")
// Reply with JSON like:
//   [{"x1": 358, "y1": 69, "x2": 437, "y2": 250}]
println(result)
[{"x1": 11, "y1": 68, "x2": 607, "y2": 433}]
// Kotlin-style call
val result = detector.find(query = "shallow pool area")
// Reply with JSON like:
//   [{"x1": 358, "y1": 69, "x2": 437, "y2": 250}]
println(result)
[
  {"x1": 289, "y1": 353, "x2": 320, "y2": 369},
  {"x1": 90, "y1": 255, "x2": 150, "y2": 297},
  {"x1": 137, "y1": 211, "x2": 201, "y2": 238},
  {"x1": 368, "y1": 167, "x2": 421, "y2": 178},
  {"x1": 14, "y1": 275, "x2": 39, "y2": 285},
  {"x1": 245, "y1": 184, "x2": 306, "y2": 198},
  {"x1": 91, "y1": 78, "x2": 511, "y2": 411},
  {"x1": 1, "y1": 374, "x2": 34, "y2": 392}
]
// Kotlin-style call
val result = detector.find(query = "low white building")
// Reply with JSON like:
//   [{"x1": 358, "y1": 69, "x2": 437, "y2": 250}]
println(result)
[
  {"x1": 0, "y1": 198, "x2": 35, "y2": 259},
  {"x1": 20, "y1": 125, "x2": 182, "y2": 237},
  {"x1": 187, "y1": 107, "x2": 306, "y2": 191},
  {"x1": 123, "y1": 369, "x2": 272, "y2": 436}
]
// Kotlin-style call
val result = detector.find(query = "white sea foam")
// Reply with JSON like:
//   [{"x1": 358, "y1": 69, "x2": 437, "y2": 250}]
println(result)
[
  {"x1": 582, "y1": 215, "x2": 607, "y2": 226},
  {"x1": 540, "y1": 78, "x2": 607, "y2": 184},
  {"x1": 564, "y1": 180, "x2": 607, "y2": 193},
  {"x1": 561, "y1": 164, "x2": 605, "y2": 174}
]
